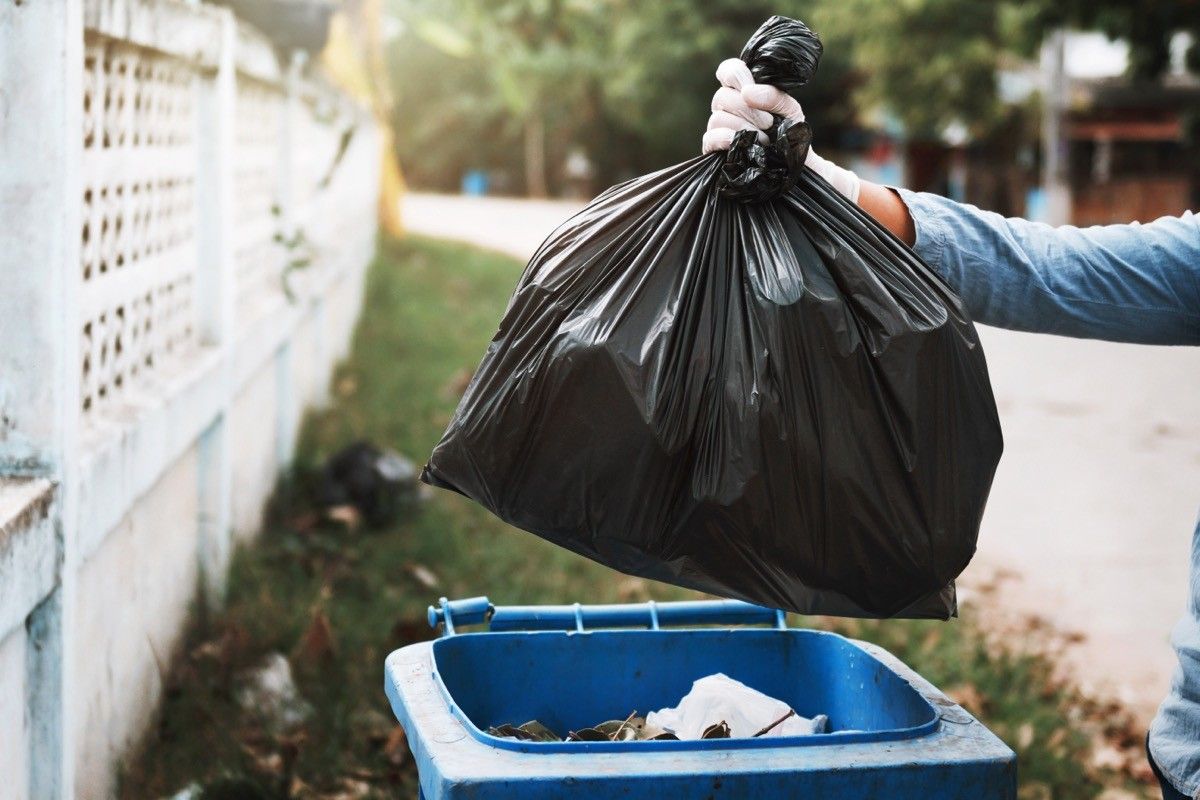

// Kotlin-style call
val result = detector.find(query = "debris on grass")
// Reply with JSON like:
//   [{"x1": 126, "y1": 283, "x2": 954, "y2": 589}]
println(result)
[
  {"x1": 163, "y1": 782, "x2": 202, "y2": 800},
  {"x1": 945, "y1": 682, "x2": 989, "y2": 716},
  {"x1": 403, "y1": 562, "x2": 440, "y2": 591},
  {"x1": 294, "y1": 608, "x2": 339, "y2": 666},
  {"x1": 440, "y1": 367, "x2": 474, "y2": 400},
  {"x1": 235, "y1": 653, "x2": 313, "y2": 735},
  {"x1": 318, "y1": 442, "x2": 419, "y2": 527},
  {"x1": 324, "y1": 505, "x2": 363, "y2": 532},
  {"x1": 381, "y1": 726, "x2": 410, "y2": 767}
]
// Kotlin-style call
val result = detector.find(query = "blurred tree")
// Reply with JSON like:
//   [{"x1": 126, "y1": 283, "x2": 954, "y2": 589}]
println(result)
[
  {"x1": 386, "y1": 2, "x2": 517, "y2": 192},
  {"x1": 439, "y1": 0, "x2": 612, "y2": 197},
  {"x1": 385, "y1": 0, "x2": 1198, "y2": 196},
  {"x1": 387, "y1": 0, "x2": 859, "y2": 193},
  {"x1": 597, "y1": 1, "x2": 857, "y2": 181},
  {"x1": 806, "y1": 0, "x2": 1043, "y2": 142},
  {"x1": 811, "y1": 0, "x2": 1200, "y2": 145},
  {"x1": 1027, "y1": 0, "x2": 1200, "y2": 80}
]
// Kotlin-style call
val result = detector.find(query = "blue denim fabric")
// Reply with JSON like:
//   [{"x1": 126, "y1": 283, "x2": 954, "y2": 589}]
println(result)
[{"x1": 897, "y1": 188, "x2": 1200, "y2": 798}]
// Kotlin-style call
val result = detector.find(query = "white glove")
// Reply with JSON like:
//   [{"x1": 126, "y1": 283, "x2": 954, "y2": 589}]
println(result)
[{"x1": 703, "y1": 58, "x2": 861, "y2": 204}]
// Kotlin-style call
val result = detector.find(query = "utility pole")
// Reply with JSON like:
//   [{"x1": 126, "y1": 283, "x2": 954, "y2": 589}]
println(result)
[{"x1": 1040, "y1": 29, "x2": 1071, "y2": 226}]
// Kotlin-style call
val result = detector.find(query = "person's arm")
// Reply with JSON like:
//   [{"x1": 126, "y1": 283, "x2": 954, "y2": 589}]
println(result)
[
  {"x1": 893, "y1": 188, "x2": 1200, "y2": 345},
  {"x1": 858, "y1": 182, "x2": 916, "y2": 245},
  {"x1": 704, "y1": 61, "x2": 1200, "y2": 346}
]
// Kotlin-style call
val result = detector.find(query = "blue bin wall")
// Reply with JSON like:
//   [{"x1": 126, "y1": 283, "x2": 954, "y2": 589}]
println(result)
[{"x1": 433, "y1": 628, "x2": 937, "y2": 748}]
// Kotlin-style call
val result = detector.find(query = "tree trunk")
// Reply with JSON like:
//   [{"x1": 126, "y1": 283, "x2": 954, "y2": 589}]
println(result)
[{"x1": 524, "y1": 116, "x2": 547, "y2": 198}]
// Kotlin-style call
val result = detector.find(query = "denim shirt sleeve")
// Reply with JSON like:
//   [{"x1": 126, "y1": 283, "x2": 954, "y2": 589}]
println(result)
[{"x1": 895, "y1": 188, "x2": 1200, "y2": 346}]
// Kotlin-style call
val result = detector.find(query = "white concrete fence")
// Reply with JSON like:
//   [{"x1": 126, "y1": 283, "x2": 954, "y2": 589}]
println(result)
[{"x1": 0, "y1": 1, "x2": 380, "y2": 796}]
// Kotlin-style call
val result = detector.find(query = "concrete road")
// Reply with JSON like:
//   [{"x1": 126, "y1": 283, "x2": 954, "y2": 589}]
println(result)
[{"x1": 403, "y1": 191, "x2": 1200, "y2": 721}]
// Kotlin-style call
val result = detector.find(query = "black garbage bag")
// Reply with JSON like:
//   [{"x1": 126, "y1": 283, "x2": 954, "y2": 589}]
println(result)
[
  {"x1": 319, "y1": 441, "x2": 418, "y2": 526},
  {"x1": 421, "y1": 17, "x2": 1003, "y2": 618}
]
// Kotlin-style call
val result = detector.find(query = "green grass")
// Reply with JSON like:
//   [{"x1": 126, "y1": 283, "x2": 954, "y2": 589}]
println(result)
[{"x1": 123, "y1": 235, "x2": 1145, "y2": 799}]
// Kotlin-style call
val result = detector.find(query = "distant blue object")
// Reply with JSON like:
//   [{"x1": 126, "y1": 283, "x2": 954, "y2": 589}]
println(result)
[
  {"x1": 1025, "y1": 187, "x2": 1047, "y2": 223},
  {"x1": 385, "y1": 597, "x2": 1017, "y2": 799},
  {"x1": 461, "y1": 170, "x2": 489, "y2": 196}
]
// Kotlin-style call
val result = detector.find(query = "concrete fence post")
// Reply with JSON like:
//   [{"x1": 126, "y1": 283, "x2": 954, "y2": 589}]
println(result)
[
  {"x1": 0, "y1": 1, "x2": 84, "y2": 795},
  {"x1": 195, "y1": 8, "x2": 237, "y2": 610},
  {"x1": 274, "y1": 51, "x2": 306, "y2": 469}
]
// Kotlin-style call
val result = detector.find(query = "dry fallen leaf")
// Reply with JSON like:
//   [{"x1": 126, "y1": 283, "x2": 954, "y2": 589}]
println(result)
[
  {"x1": 289, "y1": 776, "x2": 318, "y2": 799},
  {"x1": 945, "y1": 683, "x2": 987, "y2": 715},
  {"x1": 345, "y1": 766, "x2": 383, "y2": 782},
  {"x1": 330, "y1": 778, "x2": 373, "y2": 799},
  {"x1": 404, "y1": 562, "x2": 441, "y2": 591},
  {"x1": 390, "y1": 616, "x2": 429, "y2": 646},
  {"x1": 191, "y1": 622, "x2": 252, "y2": 669},
  {"x1": 383, "y1": 726, "x2": 410, "y2": 766},
  {"x1": 918, "y1": 626, "x2": 943, "y2": 656},
  {"x1": 1094, "y1": 790, "x2": 1141, "y2": 800},
  {"x1": 287, "y1": 511, "x2": 321, "y2": 533},
  {"x1": 353, "y1": 708, "x2": 394, "y2": 746},
  {"x1": 1090, "y1": 742, "x2": 1127, "y2": 772},
  {"x1": 239, "y1": 739, "x2": 284, "y2": 778},
  {"x1": 325, "y1": 504, "x2": 362, "y2": 531},
  {"x1": 615, "y1": 577, "x2": 649, "y2": 601},
  {"x1": 295, "y1": 608, "x2": 339, "y2": 665},
  {"x1": 440, "y1": 367, "x2": 474, "y2": 399},
  {"x1": 1017, "y1": 781, "x2": 1052, "y2": 800},
  {"x1": 1127, "y1": 755, "x2": 1157, "y2": 784},
  {"x1": 1016, "y1": 722, "x2": 1035, "y2": 750}
]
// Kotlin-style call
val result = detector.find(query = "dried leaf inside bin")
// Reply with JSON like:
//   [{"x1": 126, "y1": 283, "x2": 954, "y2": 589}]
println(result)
[
  {"x1": 487, "y1": 720, "x2": 561, "y2": 742},
  {"x1": 516, "y1": 720, "x2": 561, "y2": 742},
  {"x1": 487, "y1": 723, "x2": 538, "y2": 741},
  {"x1": 701, "y1": 721, "x2": 731, "y2": 739},
  {"x1": 567, "y1": 727, "x2": 610, "y2": 742}
]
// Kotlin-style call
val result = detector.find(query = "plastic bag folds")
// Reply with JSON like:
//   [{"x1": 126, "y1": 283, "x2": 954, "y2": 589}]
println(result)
[{"x1": 421, "y1": 17, "x2": 1002, "y2": 619}]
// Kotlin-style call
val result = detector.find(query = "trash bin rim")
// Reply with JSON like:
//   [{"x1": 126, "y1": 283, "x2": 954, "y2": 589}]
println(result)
[{"x1": 427, "y1": 626, "x2": 943, "y2": 753}]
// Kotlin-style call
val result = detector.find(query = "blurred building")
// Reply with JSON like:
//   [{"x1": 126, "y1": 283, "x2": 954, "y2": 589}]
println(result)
[
  {"x1": 861, "y1": 31, "x2": 1199, "y2": 225},
  {"x1": 1065, "y1": 78, "x2": 1200, "y2": 226}
]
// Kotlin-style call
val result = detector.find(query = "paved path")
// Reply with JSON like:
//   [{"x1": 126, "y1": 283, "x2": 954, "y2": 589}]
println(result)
[{"x1": 403, "y1": 191, "x2": 1200, "y2": 721}]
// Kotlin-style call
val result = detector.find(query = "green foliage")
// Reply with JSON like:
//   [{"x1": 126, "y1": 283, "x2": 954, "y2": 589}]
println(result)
[
  {"x1": 387, "y1": 9, "x2": 520, "y2": 191},
  {"x1": 387, "y1": 0, "x2": 1199, "y2": 194},
  {"x1": 808, "y1": 0, "x2": 1029, "y2": 141},
  {"x1": 386, "y1": 0, "x2": 858, "y2": 190}
]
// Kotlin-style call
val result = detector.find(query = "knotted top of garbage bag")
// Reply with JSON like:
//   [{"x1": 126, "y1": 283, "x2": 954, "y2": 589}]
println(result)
[
  {"x1": 740, "y1": 15, "x2": 822, "y2": 96},
  {"x1": 719, "y1": 16, "x2": 822, "y2": 203}
]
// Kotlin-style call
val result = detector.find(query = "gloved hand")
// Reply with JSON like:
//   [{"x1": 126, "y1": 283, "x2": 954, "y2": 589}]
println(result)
[{"x1": 702, "y1": 58, "x2": 861, "y2": 204}]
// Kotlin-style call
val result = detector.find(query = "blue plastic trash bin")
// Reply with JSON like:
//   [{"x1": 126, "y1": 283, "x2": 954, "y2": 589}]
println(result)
[{"x1": 384, "y1": 596, "x2": 1016, "y2": 799}]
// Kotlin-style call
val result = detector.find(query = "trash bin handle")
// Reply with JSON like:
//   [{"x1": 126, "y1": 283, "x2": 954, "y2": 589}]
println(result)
[{"x1": 427, "y1": 596, "x2": 787, "y2": 637}]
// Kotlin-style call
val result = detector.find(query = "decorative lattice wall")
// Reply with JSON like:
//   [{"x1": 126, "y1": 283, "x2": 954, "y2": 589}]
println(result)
[
  {"x1": 234, "y1": 77, "x2": 286, "y2": 313},
  {"x1": 75, "y1": 28, "x2": 374, "y2": 423},
  {"x1": 0, "y1": 3, "x2": 379, "y2": 796},
  {"x1": 80, "y1": 36, "x2": 200, "y2": 416}
]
